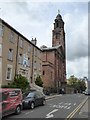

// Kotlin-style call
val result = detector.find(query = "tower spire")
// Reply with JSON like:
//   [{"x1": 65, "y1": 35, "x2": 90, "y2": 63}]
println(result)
[
  {"x1": 52, "y1": 11, "x2": 65, "y2": 47},
  {"x1": 58, "y1": 9, "x2": 60, "y2": 14}
]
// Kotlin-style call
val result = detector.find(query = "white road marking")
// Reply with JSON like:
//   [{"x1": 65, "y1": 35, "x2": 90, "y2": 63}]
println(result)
[
  {"x1": 67, "y1": 106, "x2": 71, "y2": 109},
  {"x1": 64, "y1": 106, "x2": 68, "y2": 109},
  {"x1": 60, "y1": 105, "x2": 64, "y2": 108},
  {"x1": 50, "y1": 102, "x2": 73, "y2": 110},
  {"x1": 59, "y1": 102, "x2": 63, "y2": 104},
  {"x1": 46, "y1": 109, "x2": 58, "y2": 118},
  {"x1": 74, "y1": 103, "x2": 76, "y2": 106},
  {"x1": 58, "y1": 105, "x2": 62, "y2": 108},
  {"x1": 49, "y1": 101, "x2": 74, "y2": 110},
  {"x1": 53, "y1": 105, "x2": 57, "y2": 108},
  {"x1": 46, "y1": 114, "x2": 54, "y2": 118},
  {"x1": 68, "y1": 103, "x2": 71, "y2": 105}
]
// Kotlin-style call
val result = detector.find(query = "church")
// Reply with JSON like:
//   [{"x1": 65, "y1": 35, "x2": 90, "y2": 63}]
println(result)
[{"x1": 41, "y1": 12, "x2": 66, "y2": 93}]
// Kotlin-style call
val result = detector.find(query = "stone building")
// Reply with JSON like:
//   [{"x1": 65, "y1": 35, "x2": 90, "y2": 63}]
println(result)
[
  {"x1": 41, "y1": 13, "x2": 66, "y2": 92},
  {"x1": 0, "y1": 12, "x2": 66, "y2": 93},
  {"x1": 0, "y1": 18, "x2": 42, "y2": 86}
]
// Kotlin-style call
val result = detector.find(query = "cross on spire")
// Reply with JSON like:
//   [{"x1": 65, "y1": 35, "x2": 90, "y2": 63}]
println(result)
[{"x1": 58, "y1": 9, "x2": 60, "y2": 14}]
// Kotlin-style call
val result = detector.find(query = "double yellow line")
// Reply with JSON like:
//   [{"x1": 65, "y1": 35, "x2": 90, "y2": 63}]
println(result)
[{"x1": 65, "y1": 97, "x2": 88, "y2": 120}]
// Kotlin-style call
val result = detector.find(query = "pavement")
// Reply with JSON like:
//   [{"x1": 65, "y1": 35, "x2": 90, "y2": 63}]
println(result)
[
  {"x1": 79, "y1": 100, "x2": 88, "y2": 118},
  {"x1": 45, "y1": 94, "x2": 62, "y2": 100},
  {"x1": 76, "y1": 96, "x2": 90, "y2": 119},
  {"x1": 70, "y1": 95, "x2": 90, "y2": 119}
]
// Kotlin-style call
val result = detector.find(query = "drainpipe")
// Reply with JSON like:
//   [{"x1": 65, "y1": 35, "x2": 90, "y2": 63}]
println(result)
[
  {"x1": 54, "y1": 50, "x2": 57, "y2": 91},
  {"x1": 15, "y1": 35, "x2": 19, "y2": 76},
  {"x1": 31, "y1": 45, "x2": 34, "y2": 83}
]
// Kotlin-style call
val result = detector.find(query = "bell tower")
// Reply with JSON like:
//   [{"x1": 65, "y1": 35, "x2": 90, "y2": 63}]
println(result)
[
  {"x1": 52, "y1": 11, "x2": 66, "y2": 88},
  {"x1": 52, "y1": 11, "x2": 65, "y2": 49}
]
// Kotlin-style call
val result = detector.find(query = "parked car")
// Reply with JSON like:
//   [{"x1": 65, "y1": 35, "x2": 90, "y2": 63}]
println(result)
[
  {"x1": 0, "y1": 88, "x2": 22, "y2": 117},
  {"x1": 84, "y1": 89, "x2": 90, "y2": 95},
  {"x1": 22, "y1": 91, "x2": 46, "y2": 109}
]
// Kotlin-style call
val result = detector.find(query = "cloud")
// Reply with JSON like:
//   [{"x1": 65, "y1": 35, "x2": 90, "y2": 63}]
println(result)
[
  {"x1": 66, "y1": 56, "x2": 88, "y2": 78},
  {"x1": 0, "y1": 0, "x2": 89, "y2": 2},
  {"x1": 0, "y1": 2, "x2": 88, "y2": 78},
  {"x1": 64, "y1": 11, "x2": 88, "y2": 61}
]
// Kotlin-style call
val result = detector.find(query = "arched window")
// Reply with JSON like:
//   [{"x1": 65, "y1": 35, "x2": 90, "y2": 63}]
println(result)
[
  {"x1": 56, "y1": 33, "x2": 60, "y2": 39},
  {"x1": 56, "y1": 22, "x2": 59, "y2": 27}
]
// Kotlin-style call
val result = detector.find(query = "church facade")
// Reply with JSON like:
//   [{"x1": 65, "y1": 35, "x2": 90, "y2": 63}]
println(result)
[{"x1": 41, "y1": 13, "x2": 66, "y2": 92}]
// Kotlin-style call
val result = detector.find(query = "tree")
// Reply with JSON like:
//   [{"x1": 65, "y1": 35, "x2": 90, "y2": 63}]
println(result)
[
  {"x1": 76, "y1": 80, "x2": 86, "y2": 92},
  {"x1": 67, "y1": 75, "x2": 86, "y2": 93},
  {"x1": 67, "y1": 75, "x2": 78, "y2": 87},
  {"x1": 1, "y1": 75, "x2": 30, "y2": 93},
  {"x1": 35, "y1": 76, "x2": 43, "y2": 87},
  {"x1": 13, "y1": 75, "x2": 30, "y2": 92}
]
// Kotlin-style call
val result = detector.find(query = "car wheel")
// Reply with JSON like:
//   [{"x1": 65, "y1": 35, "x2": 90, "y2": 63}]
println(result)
[
  {"x1": 15, "y1": 106, "x2": 21, "y2": 115},
  {"x1": 42, "y1": 99, "x2": 46, "y2": 105},
  {"x1": 30, "y1": 102, "x2": 35, "y2": 109}
]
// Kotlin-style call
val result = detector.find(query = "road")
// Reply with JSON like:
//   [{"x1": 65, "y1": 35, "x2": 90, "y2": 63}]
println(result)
[
  {"x1": 3, "y1": 94, "x2": 88, "y2": 119},
  {"x1": 71, "y1": 96, "x2": 89, "y2": 119}
]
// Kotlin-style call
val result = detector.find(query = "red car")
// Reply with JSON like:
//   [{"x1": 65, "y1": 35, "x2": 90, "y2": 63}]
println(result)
[{"x1": 0, "y1": 88, "x2": 22, "y2": 117}]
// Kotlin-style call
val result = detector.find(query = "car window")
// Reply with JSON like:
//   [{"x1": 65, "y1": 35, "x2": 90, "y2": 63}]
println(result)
[
  {"x1": 36, "y1": 92, "x2": 40, "y2": 97},
  {"x1": 36, "y1": 91, "x2": 44, "y2": 98},
  {"x1": 23, "y1": 92, "x2": 35, "y2": 98},
  {"x1": 9, "y1": 90, "x2": 20, "y2": 97}
]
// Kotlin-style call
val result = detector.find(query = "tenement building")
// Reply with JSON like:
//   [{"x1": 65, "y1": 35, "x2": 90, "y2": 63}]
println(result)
[
  {"x1": 0, "y1": 12, "x2": 66, "y2": 92},
  {"x1": 41, "y1": 13, "x2": 66, "y2": 92},
  {"x1": 0, "y1": 19, "x2": 42, "y2": 86}
]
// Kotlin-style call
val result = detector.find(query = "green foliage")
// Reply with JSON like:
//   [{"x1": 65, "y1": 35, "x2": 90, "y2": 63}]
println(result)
[
  {"x1": 67, "y1": 75, "x2": 86, "y2": 92},
  {"x1": 1, "y1": 84, "x2": 17, "y2": 88},
  {"x1": 68, "y1": 75, "x2": 78, "y2": 87},
  {"x1": 13, "y1": 75, "x2": 29, "y2": 92},
  {"x1": 35, "y1": 76, "x2": 43, "y2": 87},
  {"x1": 1, "y1": 75, "x2": 30, "y2": 93}
]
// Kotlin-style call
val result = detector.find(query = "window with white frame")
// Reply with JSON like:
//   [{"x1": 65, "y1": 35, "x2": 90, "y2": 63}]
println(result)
[
  {"x1": 19, "y1": 54, "x2": 23, "y2": 64},
  {"x1": 0, "y1": 24, "x2": 4, "y2": 37},
  {"x1": 0, "y1": 44, "x2": 2, "y2": 56},
  {"x1": 9, "y1": 31, "x2": 14, "y2": 43},
  {"x1": 19, "y1": 38, "x2": 23, "y2": 48},
  {"x1": 6, "y1": 65, "x2": 12, "y2": 80},
  {"x1": 8, "y1": 49, "x2": 13, "y2": 61},
  {"x1": 27, "y1": 57, "x2": 30, "y2": 67}
]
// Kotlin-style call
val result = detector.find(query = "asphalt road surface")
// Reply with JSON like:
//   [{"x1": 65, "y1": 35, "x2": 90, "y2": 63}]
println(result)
[{"x1": 3, "y1": 94, "x2": 88, "y2": 119}]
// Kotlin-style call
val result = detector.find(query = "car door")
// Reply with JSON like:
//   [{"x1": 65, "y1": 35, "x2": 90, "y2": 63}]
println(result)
[
  {"x1": 39, "y1": 92, "x2": 45, "y2": 105},
  {"x1": 34, "y1": 92, "x2": 41, "y2": 106},
  {"x1": 2, "y1": 92, "x2": 10, "y2": 116}
]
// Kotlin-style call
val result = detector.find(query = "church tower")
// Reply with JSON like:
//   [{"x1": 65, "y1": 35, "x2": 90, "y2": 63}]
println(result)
[
  {"x1": 52, "y1": 11, "x2": 66, "y2": 90},
  {"x1": 52, "y1": 11, "x2": 65, "y2": 50}
]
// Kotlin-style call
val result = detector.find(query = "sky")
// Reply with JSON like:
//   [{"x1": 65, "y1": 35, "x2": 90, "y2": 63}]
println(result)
[{"x1": 0, "y1": 0, "x2": 88, "y2": 79}]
